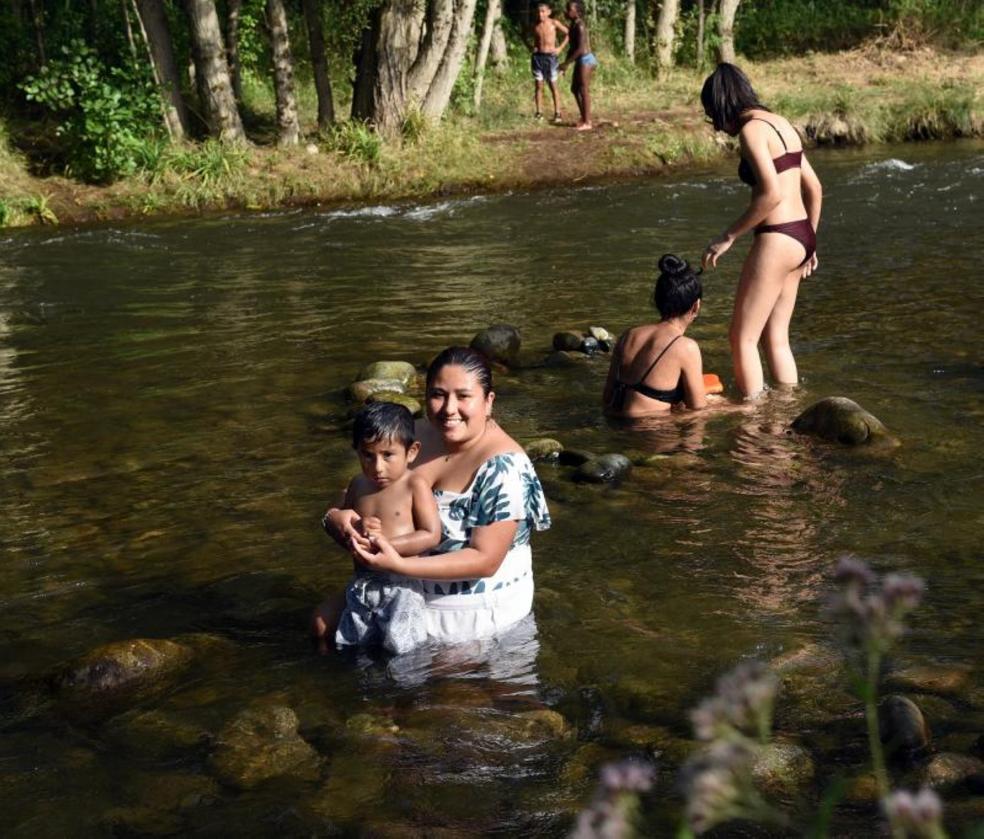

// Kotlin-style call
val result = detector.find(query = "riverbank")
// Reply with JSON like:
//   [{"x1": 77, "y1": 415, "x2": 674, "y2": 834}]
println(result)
[{"x1": 1, "y1": 44, "x2": 980, "y2": 228}]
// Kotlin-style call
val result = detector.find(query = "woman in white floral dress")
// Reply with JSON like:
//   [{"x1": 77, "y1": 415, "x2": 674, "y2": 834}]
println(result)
[{"x1": 323, "y1": 347, "x2": 551, "y2": 646}]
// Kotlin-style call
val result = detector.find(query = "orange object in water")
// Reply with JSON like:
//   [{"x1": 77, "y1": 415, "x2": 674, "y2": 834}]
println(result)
[{"x1": 703, "y1": 373, "x2": 724, "y2": 394}]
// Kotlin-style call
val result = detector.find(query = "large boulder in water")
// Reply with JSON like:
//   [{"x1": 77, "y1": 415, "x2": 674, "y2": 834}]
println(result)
[
  {"x1": 879, "y1": 695, "x2": 930, "y2": 760},
  {"x1": 791, "y1": 397, "x2": 895, "y2": 446},
  {"x1": 356, "y1": 360, "x2": 417, "y2": 389},
  {"x1": 51, "y1": 638, "x2": 194, "y2": 700},
  {"x1": 364, "y1": 391, "x2": 422, "y2": 417},
  {"x1": 751, "y1": 739, "x2": 816, "y2": 797},
  {"x1": 348, "y1": 377, "x2": 407, "y2": 403},
  {"x1": 574, "y1": 453, "x2": 632, "y2": 484},
  {"x1": 210, "y1": 702, "x2": 321, "y2": 789},
  {"x1": 470, "y1": 324, "x2": 521, "y2": 366}
]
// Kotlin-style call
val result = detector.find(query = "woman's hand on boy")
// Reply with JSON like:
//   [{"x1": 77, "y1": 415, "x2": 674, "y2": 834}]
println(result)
[{"x1": 351, "y1": 533, "x2": 401, "y2": 572}]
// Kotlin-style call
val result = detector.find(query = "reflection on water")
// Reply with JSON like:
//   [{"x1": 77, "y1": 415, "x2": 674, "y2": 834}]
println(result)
[{"x1": 0, "y1": 141, "x2": 982, "y2": 834}]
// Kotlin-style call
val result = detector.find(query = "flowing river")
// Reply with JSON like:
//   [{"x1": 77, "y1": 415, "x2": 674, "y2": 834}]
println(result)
[{"x1": 1, "y1": 141, "x2": 982, "y2": 836}]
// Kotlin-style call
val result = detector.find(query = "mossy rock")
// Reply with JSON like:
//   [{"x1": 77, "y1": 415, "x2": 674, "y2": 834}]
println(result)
[
  {"x1": 918, "y1": 752, "x2": 984, "y2": 791},
  {"x1": 553, "y1": 331, "x2": 586, "y2": 352},
  {"x1": 357, "y1": 360, "x2": 417, "y2": 388},
  {"x1": 791, "y1": 396, "x2": 896, "y2": 446},
  {"x1": 751, "y1": 739, "x2": 816, "y2": 797},
  {"x1": 574, "y1": 453, "x2": 632, "y2": 484},
  {"x1": 210, "y1": 702, "x2": 321, "y2": 789},
  {"x1": 348, "y1": 377, "x2": 407, "y2": 403},
  {"x1": 51, "y1": 638, "x2": 194, "y2": 700},
  {"x1": 524, "y1": 438, "x2": 563, "y2": 461},
  {"x1": 365, "y1": 391, "x2": 422, "y2": 417},
  {"x1": 470, "y1": 324, "x2": 521, "y2": 366}
]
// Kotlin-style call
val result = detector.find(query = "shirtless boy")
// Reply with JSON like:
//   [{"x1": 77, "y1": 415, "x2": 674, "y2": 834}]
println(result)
[
  {"x1": 529, "y1": 3, "x2": 568, "y2": 122},
  {"x1": 314, "y1": 401, "x2": 441, "y2": 651},
  {"x1": 559, "y1": 1, "x2": 597, "y2": 130}
]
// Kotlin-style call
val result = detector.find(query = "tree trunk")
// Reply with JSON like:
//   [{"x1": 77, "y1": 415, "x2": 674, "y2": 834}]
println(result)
[
  {"x1": 490, "y1": 18, "x2": 508, "y2": 70},
  {"x1": 624, "y1": 0, "x2": 635, "y2": 63},
  {"x1": 227, "y1": 0, "x2": 243, "y2": 102},
  {"x1": 472, "y1": 0, "x2": 501, "y2": 110},
  {"x1": 302, "y1": 0, "x2": 335, "y2": 129},
  {"x1": 265, "y1": 0, "x2": 300, "y2": 145},
  {"x1": 122, "y1": 0, "x2": 137, "y2": 59},
  {"x1": 696, "y1": 0, "x2": 705, "y2": 67},
  {"x1": 134, "y1": 0, "x2": 192, "y2": 140},
  {"x1": 183, "y1": 0, "x2": 245, "y2": 142},
  {"x1": 653, "y1": 0, "x2": 679, "y2": 76},
  {"x1": 717, "y1": 0, "x2": 739, "y2": 64},
  {"x1": 26, "y1": 0, "x2": 45, "y2": 66},
  {"x1": 420, "y1": 0, "x2": 478, "y2": 121},
  {"x1": 351, "y1": 16, "x2": 378, "y2": 121}
]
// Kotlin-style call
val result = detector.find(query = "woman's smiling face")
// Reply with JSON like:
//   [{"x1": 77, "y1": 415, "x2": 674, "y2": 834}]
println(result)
[{"x1": 426, "y1": 364, "x2": 494, "y2": 445}]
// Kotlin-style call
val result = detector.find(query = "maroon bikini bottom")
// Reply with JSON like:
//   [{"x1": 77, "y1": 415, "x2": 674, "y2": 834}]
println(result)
[{"x1": 754, "y1": 218, "x2": 816, "y2": 267}]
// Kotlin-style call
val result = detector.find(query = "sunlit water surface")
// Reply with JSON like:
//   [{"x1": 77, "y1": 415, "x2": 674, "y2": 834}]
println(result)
[{"x1": 1, "y1": 141, "x2": 982, "y2": 836}]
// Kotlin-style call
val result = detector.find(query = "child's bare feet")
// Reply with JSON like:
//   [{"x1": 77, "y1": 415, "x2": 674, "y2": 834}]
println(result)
[
  {"x1": 552, "y1": 113, "x2": 563, "y2": 123},
  {"x1": 574, "y1": 122, "x2": 593, "y2": 131}
]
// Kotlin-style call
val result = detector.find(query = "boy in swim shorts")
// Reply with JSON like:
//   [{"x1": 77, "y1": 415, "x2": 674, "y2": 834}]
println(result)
[
  {"x1": 322, "y1": 401, "x2": 442, "y2": 654},
  {"x1": 529, "y1": 2, "x2": 568, "y2": 122},
  {"x1": 559, "y1": 1, "x2": 597, "y2": 131}
]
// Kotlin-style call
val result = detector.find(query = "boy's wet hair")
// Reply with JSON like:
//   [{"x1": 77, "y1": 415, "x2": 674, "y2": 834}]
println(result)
[
  {"x1": 426, "y1": 346, "x2": 493, "y2": 396},
  {"x1": 351, "y1": 401, "x2": 416, "y2": 450},
  {"x1": 654, "y1": 253, "x2": 702, "y2": 319},
  {"x1": 701, "y1": 63, "x2": 766, "y2": 132}
]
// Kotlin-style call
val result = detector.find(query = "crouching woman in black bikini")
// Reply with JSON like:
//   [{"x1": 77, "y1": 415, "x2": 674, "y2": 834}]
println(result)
[
  {"x1": 700, "y1": 63, "x2": 823, "y2": 399},
  {"x1": 603, "y1": 254, "x2": 708, "y2": 418}
]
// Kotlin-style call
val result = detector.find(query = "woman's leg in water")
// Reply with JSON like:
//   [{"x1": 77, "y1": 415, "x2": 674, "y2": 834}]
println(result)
[
  {"x1": 761, "y1": 265, "x2": 803, "y2": 385},
  {"x1": 730, "y1": 234, "x2": 804, "y2": 397}
]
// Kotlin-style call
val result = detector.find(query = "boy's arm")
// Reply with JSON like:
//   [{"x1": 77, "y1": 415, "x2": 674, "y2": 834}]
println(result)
[
  {"x1": 554, "y1": 20, "x2": 569, "y2": 54},
  {"x1": 322, "y1": 481, "x2": 361, "y2": 549},
  {"x1": 386, "y1": 475, "x2": 442, "y2": 556}
]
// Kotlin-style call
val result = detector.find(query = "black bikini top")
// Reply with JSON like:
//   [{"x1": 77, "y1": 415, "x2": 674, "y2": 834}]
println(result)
[
  {"x1": 738, "y1": 117, "x2": 802, "y2": 187},
  {"x1": 609, "y1": 335, "x2": 685, "y2": 411}
]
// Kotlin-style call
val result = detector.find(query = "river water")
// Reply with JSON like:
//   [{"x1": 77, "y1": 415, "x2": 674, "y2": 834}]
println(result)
[{"x1": 1, "y1": 142, "x2": 982, "y2": 835}]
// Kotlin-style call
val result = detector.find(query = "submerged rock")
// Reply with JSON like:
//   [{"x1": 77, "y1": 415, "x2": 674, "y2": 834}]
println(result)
[
  {"x1": 348, "y1": 377, "x2": 407, "y2": 403},
  {"x1": 574, "y1": 454, "x2": 632, "y2": 484},
  {"x1": 51, "y1": 638, "x2": 194, "y2": 700},
  {"x1": 545, "y1": 349, "x2": 588, "y2": 368},
  {"x1": 210, "y1": 702, "x2": 320, "y2": 789},
  {"x1": 357, "y1": 360, "x2": 417, "y2": 389},
  {"x1": 884, "y1": 665, "x2": 972, "y2": 697},
  {"x1": 557, "y1": 449, "x2": 593, "y2": 467},
  {"x1": 553, "y1": 331, "x2": 586, "y2": 352},
  {"x1": 470, "y1": 324, "x2": 521, "y2": 366},
  {"x1": 919, "y1": 752, "x2": 984, "y2": 791},
  {"x1": 751, "y1": 739, "x2": 816, "y2": 797},
  {"x1": 880, "y1": 695, "x2": 930, "y2": 759},
  {"x1": 524, "y1": 438, "x2": 564, "y2": 462},
  {"x1": 791, "y1": 396, "x2": 895, "y2": 446}
]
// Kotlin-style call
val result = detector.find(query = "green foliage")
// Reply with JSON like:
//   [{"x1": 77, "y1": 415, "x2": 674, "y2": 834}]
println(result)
[
  {"x1": 735, "y1": 0, "x2": 882, "y2": 58},
  {"x1": 23, "y1": 194, "x2": 58, "y2": 225},
  {"x1": 21, "y1": 41, "x2": 160, "y2": 183},
  {"x1": 322, "y1": 121, "x2": 383, "y2": 167},
  {"x1": 147, "y1": 140, "x2": 249, "y2": 185},
  {"x1": 0, "y1": 199, "x2": 11, "y2": 227},
  {"x1": 401, "y1": 109, "x2": 429, "y2": 146},
  {"x1": 887, "y1": 0, "x2": 984, "y2": 46}
]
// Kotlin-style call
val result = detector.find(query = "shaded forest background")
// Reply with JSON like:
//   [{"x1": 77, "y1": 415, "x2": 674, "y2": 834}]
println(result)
[{"x1": 0, "y1": 0, "x2": 980, "y2": 191}]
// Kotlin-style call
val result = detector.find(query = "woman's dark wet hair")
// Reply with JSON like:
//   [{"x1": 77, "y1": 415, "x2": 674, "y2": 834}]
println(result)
[
  {"x1": 352, "y1": 401, "x2": 416, "y2": 450},
  {"x1": 654, "y1": 254, "x2": 702, "y2": 319},
  {"x1": 701, "y1": 63, "x2": 766, "y2": 133},
  {"x1": 426, "y1": 346, "x2": 493, "y2": 396}
]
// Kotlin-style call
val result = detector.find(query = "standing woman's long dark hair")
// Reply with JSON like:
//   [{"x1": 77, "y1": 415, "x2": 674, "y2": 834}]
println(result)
[{"x1": 699, "y1": 62, "x2": 823, "y2": 399}]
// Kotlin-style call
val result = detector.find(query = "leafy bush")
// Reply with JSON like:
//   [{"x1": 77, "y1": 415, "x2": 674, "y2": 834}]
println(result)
[
  {"x1": 322, "y1": 121, "x2": 383, "y2": 166},
  {"x1": 21, "y1": 41, "x2": 161, "y2": 183},
  {"x1": 0, "y1": 199, "x2": 11, "y2": 226}
]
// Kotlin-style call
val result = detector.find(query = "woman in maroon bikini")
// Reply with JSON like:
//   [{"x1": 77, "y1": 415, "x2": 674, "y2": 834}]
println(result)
[{"x1": 700, "y1": 63, "x2": 823, "y2": 399}]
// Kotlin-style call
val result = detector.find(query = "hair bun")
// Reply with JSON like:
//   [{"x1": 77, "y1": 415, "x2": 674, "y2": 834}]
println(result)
[{"x1": 658, "y1": 253, "x2": 689, "y2": 277}]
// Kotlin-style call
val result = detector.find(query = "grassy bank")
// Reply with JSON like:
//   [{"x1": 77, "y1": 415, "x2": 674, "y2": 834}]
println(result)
[{"x1": 0, "y1": 45, "x2": 980, "y2": 228}]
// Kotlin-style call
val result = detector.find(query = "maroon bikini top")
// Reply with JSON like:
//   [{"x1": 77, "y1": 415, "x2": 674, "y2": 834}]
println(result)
[{"x1": 738, "y1": 117, "x2": 802, "y2": 187}]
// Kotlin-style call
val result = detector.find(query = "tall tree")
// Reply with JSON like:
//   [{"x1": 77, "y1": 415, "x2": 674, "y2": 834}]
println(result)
[
  {"x1": 717, "y1": 0, "x2": 740, "y2": 64},
  {"x1": 490, "y1": 17, "x2": 508, "y2": 70},
  {"x1": 472, "y1": 0, "x2": 501, "y2": 110},
  {"x1": 302, "y1": 0, "x2": 335, "y2": 129},
  {"x1": 26, "y1": 0, "x2": 45, "y2": 66},
  {"x1": 352, "y1": 0, "x2": 478, "y2": 135},
  {"x1": 696, "y1": 0, "x2": 705, "y2": 67},
  {"x1": 134, "y1": 0, "x2": 192, "y2": 141},
  {"x1": 654, "y1": 0, "x2": 680, "y2": 76},
  {"x1": 624, "y1": 0, "x2": 636, "y2": 63},
  {"x1": 226, "y1": 0, "x2": 243, "y2": 102},
  {"x1": 265, "y1": 0, "x2": 300, "y2": 145},
  {"x1": 184, "y1": 0, "x2": 245, "y2": 142}
]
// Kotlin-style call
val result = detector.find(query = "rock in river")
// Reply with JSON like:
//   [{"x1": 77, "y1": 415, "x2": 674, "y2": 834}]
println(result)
[
  {"x1": 919, "y1": 752, "x2": 984, "y2": 792},
  {"x1": 365, "y1": 391, "x2": 422, "y2": 416},
  {"x1": 524, "y1": 438, "x2": 563, "y2": 461},
  {"x1": 51, "y1": 638, "x2": 194, "y2": 700},
  {"x1": 791, "y1": 396, "x2": 895, "y2": 446},
  {"x1": 348, "y1": 377, "x2": 407, "y2": 403},
  {"x1": 545, "y1": 350, "x2": 588, "y2": 368},
  {"x1": 751, "y1": 739, "x2": 816, "y2": 797},
  {"x1": 553, "y1": 331, "x2": 586, "y2": 352},
  {"x1": 356, "y1": 360, "x2": 417, "y2": 389},
  {"x1": 879, "y1": 694, "x2": 930, "y2": 759},
  {"x1": 471, "y1": 324, "x2": 521, "y2": 366},
  {"x1": 574, "y1": 453, "x2": 632, "y2": 484},
  {"x1": 210, "y1": 702, "x2": 320, "y2": 789}
]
